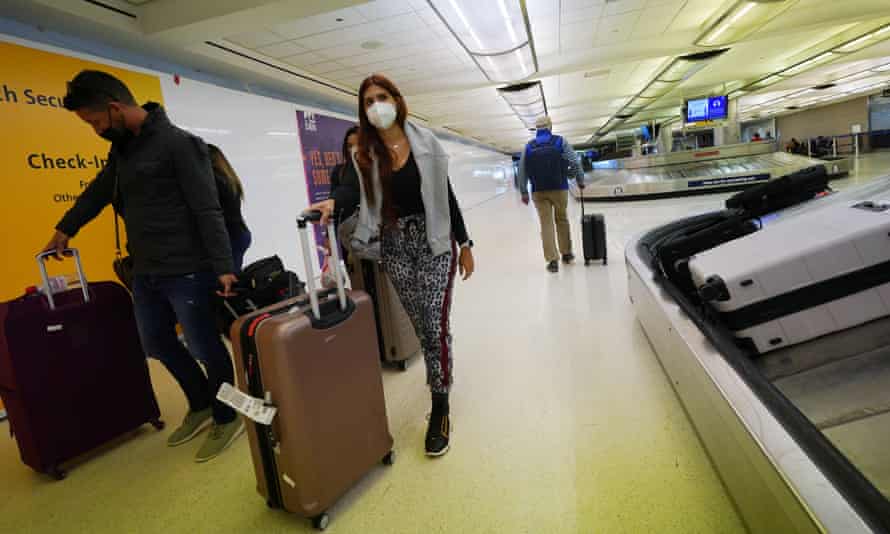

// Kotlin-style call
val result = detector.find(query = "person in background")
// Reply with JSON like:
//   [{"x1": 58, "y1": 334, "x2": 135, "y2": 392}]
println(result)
[
  {"x1": 319, "y1": 126, "x2": 359, "y2": 287},
  {"x1": 519, "y1": 115, "x2": 584, "y2": 273},
  {"x1": 208, "y1": 144, "x2": 251, "y2": 272},
  {"x1": 330, "y1": 126, "x2": 361, "y2": 227},
  {"x1": 752, "y1": 132, "x2": 763, "y2": 141},
  {"x1": 43, "y1": 70, "x2": 243, "y2": 463},
  {"x1": 765, "y1": 130, "x2": 774, "y2": 140},
  {"x1": 310, "y1": 74, "x2": 475, "y2": 457}
]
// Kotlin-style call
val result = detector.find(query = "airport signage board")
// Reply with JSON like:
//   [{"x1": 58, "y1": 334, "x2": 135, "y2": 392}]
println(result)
[
  {"x1": 687, "y1": 173, "x2": 770, "y2": 188},
  {"x1": 0, "y1": 40, "x2": 163, "y2": 301},
  {"x1": 295, "y1": 110, "x2": 355, "y2": 264}
]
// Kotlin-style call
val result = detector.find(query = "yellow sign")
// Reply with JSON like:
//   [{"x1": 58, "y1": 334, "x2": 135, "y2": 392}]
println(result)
[{"x1": 0, "y1": 41, "x2": 163, "y2": 300}]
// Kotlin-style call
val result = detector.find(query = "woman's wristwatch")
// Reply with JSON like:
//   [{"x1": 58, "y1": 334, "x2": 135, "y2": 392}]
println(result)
[{"x1": 460, "y1": 239, "x2": 474, "y2": 250}]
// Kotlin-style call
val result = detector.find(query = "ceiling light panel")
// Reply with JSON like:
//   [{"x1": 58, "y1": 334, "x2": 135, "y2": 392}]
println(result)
[
  {"x1": 780, "y1": 51, "x2": 836, "y2": 77},
  {"x1": 497, "y1": 80, "x2": 548, "y2": 129},
  {"x1": 834, "y1": 24, "x2": 890, "y2": 53},
  {"x1": 428, "y1": 0, "x2": 538, "y2": 83},
  {"x1": 696, "y1": 1, "x2": 798, "y2": 47}
]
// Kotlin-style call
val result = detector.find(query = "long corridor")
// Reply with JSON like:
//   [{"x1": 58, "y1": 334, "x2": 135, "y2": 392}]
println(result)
[{"x1": 0, "y1": 151, "x2": 749, "y2": 534}]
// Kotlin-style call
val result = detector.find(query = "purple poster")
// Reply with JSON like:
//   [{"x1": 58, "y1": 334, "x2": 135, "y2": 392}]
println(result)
[{"x1": 296, "y1": 110, "x2": 356, "y2": 265}]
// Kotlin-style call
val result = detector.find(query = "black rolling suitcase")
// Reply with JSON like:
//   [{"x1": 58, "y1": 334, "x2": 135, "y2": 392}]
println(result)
[
  {"x1": 725, "y1": 165, "x2": 830, "y2": 217},
  {"x1": 580, "y1": 196, "x2": 607, "y2": 265}
]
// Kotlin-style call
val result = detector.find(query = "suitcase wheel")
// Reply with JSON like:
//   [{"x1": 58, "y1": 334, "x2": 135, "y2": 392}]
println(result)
[
  {"x1": 150, "y1": 419, "x2": 166, "y2": 431},
  {"x1": 397, "y1": 360, "x2": 409, "y2": 372},
  {"x1": 383, "y1": 450, "x2": 396, "y2": 466},
  {"x1": 312, "y1": 513, "x2": 330, "y2": 531},
  {"x1": 584, "y1": 259, "x2": 590, "y2": 266},
  {"x1": 49, "y1": 466, "x2": 67, "y2": 481}
]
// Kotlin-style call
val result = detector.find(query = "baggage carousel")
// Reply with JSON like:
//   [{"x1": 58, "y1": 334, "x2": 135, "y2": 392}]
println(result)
[
  {"x1": 573, "y1": 142, "x2": 850, "y2": 200},
  {"x1": 626, "y1": 178, "x2": 890, "y2": 533}
]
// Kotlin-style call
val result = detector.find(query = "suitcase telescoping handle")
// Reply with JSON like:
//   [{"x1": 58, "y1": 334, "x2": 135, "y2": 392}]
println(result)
[
  {"x1": 35, "y1": 248, "x2": 90, "y2": 311},
  {"x1": 297, "y1": 210, "x2": 347, "y2": 320}
]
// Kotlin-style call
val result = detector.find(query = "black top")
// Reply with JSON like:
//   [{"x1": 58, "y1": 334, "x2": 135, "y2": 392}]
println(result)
[
  {"x1": 330, "y1": 161, "x2": 361, "y2": 224},
  {"x1": 57, "y1": 103, "x2": 234, "y2": 275},
  {"x1": 215, "y1": 171, "x2": 249, "y2": 237},
  {"x1": 391, "y1": 153, "x2": 469, "y2": 245},
  {"x1": 391, "y1": 154, "x2": 425, "y2": 218}
]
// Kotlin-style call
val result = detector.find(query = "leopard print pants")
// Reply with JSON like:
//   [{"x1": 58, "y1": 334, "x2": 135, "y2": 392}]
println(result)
[{"x1": 382, "y1": 215, "x2": 457, "y2": 394}]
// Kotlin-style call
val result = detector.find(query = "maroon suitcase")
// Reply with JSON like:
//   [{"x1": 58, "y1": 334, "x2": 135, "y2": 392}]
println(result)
[{"x1": 0, "y1": 250, "x2": 163, "y2": 480}]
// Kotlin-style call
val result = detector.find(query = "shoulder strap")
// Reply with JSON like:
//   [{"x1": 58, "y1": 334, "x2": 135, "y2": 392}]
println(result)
[{"x1": 111, "y1": 163, "x2": 123, "y2": 258}]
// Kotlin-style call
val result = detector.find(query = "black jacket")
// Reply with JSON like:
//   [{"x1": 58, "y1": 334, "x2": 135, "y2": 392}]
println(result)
[
  {"x1": 215, "y1": 170, "x2": 249, "y2": 238},
  {"x1": 330, "y1": 161, "x2": 360, "y2": 224},
  {"x1": 57, "y1": 103, "x2": 234, "y2": 276}
]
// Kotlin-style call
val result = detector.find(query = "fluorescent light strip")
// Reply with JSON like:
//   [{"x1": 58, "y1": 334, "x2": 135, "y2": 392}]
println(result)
[
  {"x1": 447, "y1": 0, "x2": 485, "y2": 51},
  {"x1": 781, "y1": 52, "x2": 834, "y2": 76},
  {"x1": 497, "y1": 0, "x2": 518, "y2": 45},
  {"x1": 836, "y1": 34, "x2": 873, "y2": 52},
  {"x1": 751, "y1": 74, "x2": 783, "y2": 88},
  {"x1": 703, "y1": 1, "x2": 756, "y2": 44}
]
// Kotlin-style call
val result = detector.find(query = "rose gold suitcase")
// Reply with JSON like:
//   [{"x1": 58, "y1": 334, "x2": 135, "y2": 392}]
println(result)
[
  {"x1": 230, "y1": 212, "x2": 393, "y2": 531},
  {"x1": 349, "y1": 259, "x2": 420, "y2": 371}
]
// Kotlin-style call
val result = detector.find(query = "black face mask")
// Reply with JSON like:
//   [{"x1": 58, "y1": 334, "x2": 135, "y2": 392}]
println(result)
[{"x1": 100, "y1": 108, "x2": 132, "y2": 144}]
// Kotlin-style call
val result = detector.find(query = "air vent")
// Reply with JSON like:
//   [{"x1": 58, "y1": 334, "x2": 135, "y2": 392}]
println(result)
[
  {"x1": 813, "y1": 83, "x2": 836, "y2": 90},
  {"x1": 615, "y1": 113, "x2": 634, "y2": 119},
  {"x1": 680, "y1": 49, "x2": 730, "y2": 62},
  {"x1": 83, "y1": 0, "x2": 137, "y2": 18},
  {"x1": 786, "y1": 105, "x2": 799, "y2": 110}
]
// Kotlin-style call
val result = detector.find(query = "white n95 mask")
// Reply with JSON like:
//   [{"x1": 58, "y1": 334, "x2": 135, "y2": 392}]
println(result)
[{"x1": 367, "y1": 102, "x2": 397, "y2": 130}]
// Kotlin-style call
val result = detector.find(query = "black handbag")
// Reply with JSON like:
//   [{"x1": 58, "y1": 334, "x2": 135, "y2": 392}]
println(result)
[{"x1": 111, "y1": 169, "x2": 134, "y2": 291}]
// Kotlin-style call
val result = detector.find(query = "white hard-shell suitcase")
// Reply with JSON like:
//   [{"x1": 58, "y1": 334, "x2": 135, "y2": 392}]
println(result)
[{"x1": 689, "y1": 199, "x2": 890, "y2": 353}]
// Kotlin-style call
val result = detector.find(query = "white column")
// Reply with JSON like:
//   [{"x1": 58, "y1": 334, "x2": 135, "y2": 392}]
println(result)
[
  {"x1": 718, "y1": 99, "x2": 741, "y2": 146},
  {"x1": 657, "y1": 123, "x2": 673, "y2": 154}
]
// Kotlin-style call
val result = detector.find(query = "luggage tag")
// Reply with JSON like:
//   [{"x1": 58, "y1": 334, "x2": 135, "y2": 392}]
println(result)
[{"x1": 216, "y1": 383, "x2": 277, "y2": 425}]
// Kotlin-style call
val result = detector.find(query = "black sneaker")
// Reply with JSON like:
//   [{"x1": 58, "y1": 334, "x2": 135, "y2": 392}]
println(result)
[
  {"x1": 547, "y1": 260, "x2": 559, "y2": 273},
  {"x1": 562, "y1": 253, "x2": 575, "y2": 264},
  {"x1": 425, "y1": 413, "x2": 451, "y2": 457}
]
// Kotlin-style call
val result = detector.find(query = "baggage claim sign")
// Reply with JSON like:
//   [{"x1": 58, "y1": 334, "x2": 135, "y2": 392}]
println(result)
[{"x1": 0, "y1": 41, "x2": 163, "y2": 300}]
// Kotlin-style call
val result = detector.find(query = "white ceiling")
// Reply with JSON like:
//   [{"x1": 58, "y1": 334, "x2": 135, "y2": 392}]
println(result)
[{"x1": 7, "y1": 0, "x2": 890, "y2": 150}]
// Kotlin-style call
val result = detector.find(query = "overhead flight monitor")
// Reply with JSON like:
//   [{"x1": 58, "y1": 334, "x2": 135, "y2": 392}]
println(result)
[{"x1": 686, "y1": 96, "x2": 728, "y2": 123}]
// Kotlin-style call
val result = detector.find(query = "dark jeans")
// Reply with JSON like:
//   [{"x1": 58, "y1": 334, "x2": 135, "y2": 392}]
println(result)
[
  {"x1": 133, "y1": 272, "x2": 236, "y2": 424},
  {"x1": 230, "y1": 229, "x2": 252, "y2": 272}
]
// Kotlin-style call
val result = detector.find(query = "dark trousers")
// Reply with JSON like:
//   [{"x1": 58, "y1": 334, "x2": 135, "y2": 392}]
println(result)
[{"x1": 133, "y1": 272, "x2": 236, "y2": 424}]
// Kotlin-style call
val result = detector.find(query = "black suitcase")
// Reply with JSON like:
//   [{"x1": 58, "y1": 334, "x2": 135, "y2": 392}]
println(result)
[
  {"x1": 216, "y1": 256, "x2": 305, "y2": 338},
  {"x1": 580, "y1": 197, "x2": 607, "y2": 265},
  {"x1": 651, "y1": 211, "x2": 759, "y2": 294},
  {"x1": 725, "y1": 165, "x2": 829, "y2": 217}
]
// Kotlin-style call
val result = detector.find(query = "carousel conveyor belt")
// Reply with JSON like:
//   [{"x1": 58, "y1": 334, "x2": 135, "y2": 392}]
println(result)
[
  {"x1": 572, "y1": 151, "x2": 849, "y2": 201},
  {"x1": 626, "y1": 177, "x2": 890, "y2": 533}
]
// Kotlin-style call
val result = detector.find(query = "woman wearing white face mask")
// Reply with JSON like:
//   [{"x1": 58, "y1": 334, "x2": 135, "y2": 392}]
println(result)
[{"x1": 310, "y1": 74, "x2": 474, "y2": 457}]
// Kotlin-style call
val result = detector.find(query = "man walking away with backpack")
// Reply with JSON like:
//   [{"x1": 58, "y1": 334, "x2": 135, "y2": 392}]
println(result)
[{"x1": 519, "y1": 115, "x2": 585, "y2": 273}]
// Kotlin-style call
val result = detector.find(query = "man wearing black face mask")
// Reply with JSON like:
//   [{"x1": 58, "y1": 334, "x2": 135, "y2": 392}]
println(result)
[{"x1": 41, "y1": 70, "x2": 244, "y2": 463}]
